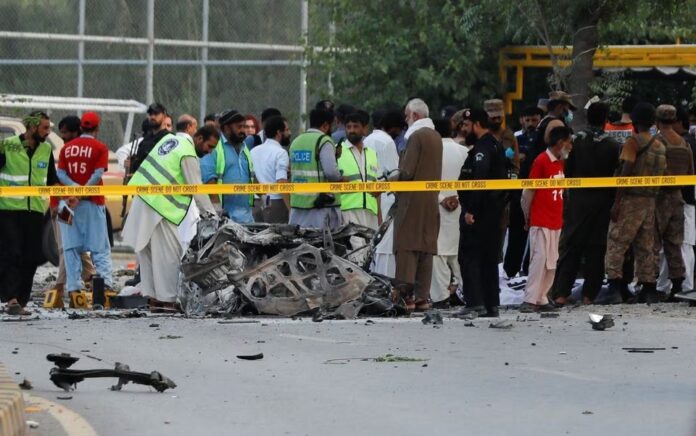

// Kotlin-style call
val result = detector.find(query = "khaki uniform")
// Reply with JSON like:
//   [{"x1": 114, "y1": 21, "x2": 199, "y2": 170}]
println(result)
[
  {"x1": 653, "y1": 133, "x2": 694, "y2": 279},
  {"x1": 605, "y1": 134, "x2": 666, "y2": 282}
]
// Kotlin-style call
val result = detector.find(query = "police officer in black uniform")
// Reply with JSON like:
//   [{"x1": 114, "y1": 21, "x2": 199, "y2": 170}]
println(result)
[{"x1": 457, "y1": 109, "x2": 508, "y2": 318}]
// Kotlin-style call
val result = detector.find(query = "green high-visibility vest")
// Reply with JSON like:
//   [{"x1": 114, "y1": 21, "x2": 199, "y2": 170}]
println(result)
[
  {"x1": 213, "y1": 137, "x2": 254, "y2": 206},
  {"x1": 128, "y1": 133, "x2": 195, "y2": 225},
  {"x1": 289, "y1": 131, "x2": 341, "y2": 209},
  {"x1": 0, "y1": 135, "x2": 51, "y2": 213},
  {"x1": 337, "y1": 141, "x2": 379, "y2": 215}
]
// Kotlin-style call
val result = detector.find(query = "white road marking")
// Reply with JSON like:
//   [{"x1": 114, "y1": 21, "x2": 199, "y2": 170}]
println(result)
[
  {"x1": 24, "y1": 394, "x2": 97, "y2": 436},
  {"x1": 517, "y1": 366, "x2": 603, "y2": 382},
  {"x1": 279, "y1": 333, "x2": 354, "y2": 344}
]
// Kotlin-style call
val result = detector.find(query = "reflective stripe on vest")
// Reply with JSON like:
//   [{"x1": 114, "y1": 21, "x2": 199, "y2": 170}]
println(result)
[
  {"x1": 337, "y1": 142, "x2": 378, "y2": 214},
  {"x1": 128, "y1": 133, "x2": 195, "y2": 225},
  {"x1": 0, "y1": 135, "x2": 51, "y2": 213},
  {"x1": 214, "y1": 137, "x2": 254, "y2": 206},
  {"x1": 289, "y1": 131, "x2": 340, "y2": 209}
]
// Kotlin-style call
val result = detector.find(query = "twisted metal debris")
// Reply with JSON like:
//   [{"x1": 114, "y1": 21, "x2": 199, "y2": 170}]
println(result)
[{"x1": 178, "y1": 220, "x2": 404, "y2": 318}]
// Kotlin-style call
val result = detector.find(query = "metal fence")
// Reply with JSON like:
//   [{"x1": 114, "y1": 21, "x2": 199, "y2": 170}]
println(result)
[{"x1": 0, "y1": 0, "x2": 308, "y2": 148}]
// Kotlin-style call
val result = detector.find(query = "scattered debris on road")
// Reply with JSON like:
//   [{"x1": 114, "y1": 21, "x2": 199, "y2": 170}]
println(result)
[
  {"x1": 18, "y1": 378, "x2": 32, "y2": 390},
  {"x1": 421, "y1": 310, "x2": 443, "y2": 325},
  {"x1": 588, "y1": 313, "x2": 614, "y2": 331},
  {"x1": 158, "y1": 335, "x2": 183, "y2": 340},
  {"x1": 489, "y1": 320, "x2": 514, "y2": 329},
  {"x1": 236, "y1": 353, "x2": 264, "y2": 361},
  {"x1": 622, "y1": 347, "x2": 666, "y2": 353},
  {"x1": 47, "y1": 353, "x2": 176, "y2": 392},
  {"x1": 178, "y1": 222, "x2": 406, "y2": 319}
]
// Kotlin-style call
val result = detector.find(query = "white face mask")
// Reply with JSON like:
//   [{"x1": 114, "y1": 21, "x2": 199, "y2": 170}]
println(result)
[{"x1": 561, "y1": 146, "x2": 571, "y2": 160}]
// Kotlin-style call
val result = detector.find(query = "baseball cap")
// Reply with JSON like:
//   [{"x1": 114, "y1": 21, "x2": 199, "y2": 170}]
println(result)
[
  {"x1": 147, "y1": 102, "x2": 167, "y2": 115},
  {"x1": 80, "y1": 112, "x2": 100, "y2": 129}
]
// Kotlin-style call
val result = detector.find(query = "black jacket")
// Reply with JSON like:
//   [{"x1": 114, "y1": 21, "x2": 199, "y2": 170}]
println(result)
[{"x1": 459, "y1": 132, "x2": 507, "y2": 218}]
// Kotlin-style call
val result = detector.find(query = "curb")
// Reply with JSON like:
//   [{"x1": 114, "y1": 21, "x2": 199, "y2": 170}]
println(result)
[{"x1": 0, "y1": 363, "x2": 26, "y2": 436}]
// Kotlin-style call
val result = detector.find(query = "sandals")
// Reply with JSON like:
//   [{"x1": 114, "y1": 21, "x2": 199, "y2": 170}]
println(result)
[
  {"x1": 6, "y1": 303, "x2": 32, "y2": 316},
  {"x1": 413, "y1": 299, "x2": 431, "y2": 312}
]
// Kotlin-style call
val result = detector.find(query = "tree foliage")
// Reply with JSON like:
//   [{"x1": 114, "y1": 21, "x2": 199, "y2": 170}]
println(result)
[
  {"x1": 308, "y1": 0, "x2": 507, "y2": 112},
  {"x1": 309, "y1": 0, "x2": 696, "y2": 120}
]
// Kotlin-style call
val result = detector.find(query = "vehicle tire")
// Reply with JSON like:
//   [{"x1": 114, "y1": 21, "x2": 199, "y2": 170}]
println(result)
[
  {"x1": 106, "y1": 209, "x2": 114, "y2": 247},
  {"x1": 42, "y1": 212, "x2": 59, "y2": 266}
]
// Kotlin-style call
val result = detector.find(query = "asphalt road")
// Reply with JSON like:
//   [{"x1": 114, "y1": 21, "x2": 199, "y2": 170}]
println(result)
[{"x1": 2, "y1": 305, "x2": 696, "y2": 436}]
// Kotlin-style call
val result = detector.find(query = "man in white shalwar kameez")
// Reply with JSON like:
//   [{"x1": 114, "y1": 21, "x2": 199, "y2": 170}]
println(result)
[
  {"x1": 430, "y1": 122, "x2": 468, "y2": 304},
  {"x1": 122, "y1": 126, "x2": 219, "y2": 310}
]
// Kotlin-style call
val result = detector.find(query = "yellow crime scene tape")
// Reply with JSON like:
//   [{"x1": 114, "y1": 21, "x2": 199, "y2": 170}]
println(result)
[{"x1": 0, "y1": 175, "x2": 695, "y2": 197}]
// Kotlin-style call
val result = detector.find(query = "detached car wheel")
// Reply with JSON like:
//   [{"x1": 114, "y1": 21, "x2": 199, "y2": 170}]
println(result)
[{"x1": 42, "y1": 213, "x2": 59, "y2": 266}]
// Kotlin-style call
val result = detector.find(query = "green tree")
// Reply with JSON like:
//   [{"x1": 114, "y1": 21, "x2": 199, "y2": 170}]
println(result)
[{"x1": 308, "y1": 0, "x2": 507, "y2": 112}]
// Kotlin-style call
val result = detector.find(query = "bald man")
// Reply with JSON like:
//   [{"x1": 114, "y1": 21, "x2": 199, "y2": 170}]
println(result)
[{"x1": 176, "y1": 114, "x2": 198, "y2": 138}]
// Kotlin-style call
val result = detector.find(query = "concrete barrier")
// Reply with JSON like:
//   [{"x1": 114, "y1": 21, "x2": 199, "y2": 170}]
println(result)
[{"x1": 0, "y1": 363, "x2": 26, "y2": 436}]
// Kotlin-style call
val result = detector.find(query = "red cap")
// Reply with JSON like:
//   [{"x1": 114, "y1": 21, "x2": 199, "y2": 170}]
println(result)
[{"x1": 81, "y1": 112, "x2": 100, "y2": 129}]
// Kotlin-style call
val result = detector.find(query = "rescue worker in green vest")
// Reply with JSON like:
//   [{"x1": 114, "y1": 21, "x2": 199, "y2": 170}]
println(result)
[
  {"x1": 0, "y1": 111, "x2": 57, "y2": 315},
  {"x1": 289, "y1": 108, "x2": 344, "y2": 230},
  {"x1": 337, "y1": 110, "x2": 380, "y2": 230},
  {"x1": 123, "y1": 125, "x2": 219, "y2": 312},
  {"x1": 200, "y1": 109, "x2": 255, "y2": 224}
]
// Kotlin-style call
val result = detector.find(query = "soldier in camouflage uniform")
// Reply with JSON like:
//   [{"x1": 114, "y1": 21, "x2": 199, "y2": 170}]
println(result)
[
  {"x1": 604, "y1": 103, "x2": 666, "y2": 304},
  {"x1": 653, "y1": 105, "x2": 694, "y2": 299}
]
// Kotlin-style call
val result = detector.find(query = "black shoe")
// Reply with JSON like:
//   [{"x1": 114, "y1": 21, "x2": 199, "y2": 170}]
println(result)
[
  {"x1": 642, "y1": 282, "x2": 659, "y2": 305},
  {"x1": 481, "y1": 306, "x2": 499, "y2": 318},
  {"x1": 597, "y1": 279, "x2": 624, "y2": 305},
  {"x1": 518, "y1": 302, "x2": 537, "y2": 313},
  {"x1": 456, "y1": 306, "x2": 486, "y2": 319},
  {"x1": 665, "y1": 278, "x2": 685, "y2": 302},
  {"x1": 431, "y1": 300, "x2": 450, "y2": 310},
  {"x1": 537, "y1": 303, "x2": 558, "y2": 312}
]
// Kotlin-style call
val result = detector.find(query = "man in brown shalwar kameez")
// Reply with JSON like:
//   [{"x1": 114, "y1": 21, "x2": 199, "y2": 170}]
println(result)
[{"x1": 391, "y1": 98, "x2": 443, "y2": 311}]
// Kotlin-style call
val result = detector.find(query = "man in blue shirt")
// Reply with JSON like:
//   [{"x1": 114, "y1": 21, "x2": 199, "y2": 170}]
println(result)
[{"x1": 200, "y1": 109, "x2": 254, "y2": 223}]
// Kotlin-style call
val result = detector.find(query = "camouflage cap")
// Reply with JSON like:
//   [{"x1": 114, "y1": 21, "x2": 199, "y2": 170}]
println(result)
[
  {"x1": 655, "y1": 104, "x2": 677, "y2": 122},
  {"x1": 548, "y1": 91, "x2": 577, "y2": 110},
  {"x1": 484, "y1": 99, "x2": 504, "y2": 118}
]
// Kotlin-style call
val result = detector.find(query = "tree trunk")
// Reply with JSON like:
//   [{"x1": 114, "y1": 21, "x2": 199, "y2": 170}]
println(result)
[{"x1": 567, "y1": 18, "x2": 599, "y2": 130}]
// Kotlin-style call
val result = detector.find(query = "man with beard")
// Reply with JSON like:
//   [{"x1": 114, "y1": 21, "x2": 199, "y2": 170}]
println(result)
[
  {"x1": 0, "y1": 111, "x2": 57, "y2": 314},
  {"x1": 337, "y1": 110, "x2": 380, "y2": 230},
  {"x1": 457, "y1": 109, "x2": 507, "y2": 318},
  {"x1": 485, "y1": 99, "x2": 520, "y2": 177},
  {"x1": 123, "y1": 126, "x2": 219, "y2": 312},
  {"x1": 200, "y1": 109, "x2": 255, "y2": 223},
  {"x1": 130, "y1": 102, "x2": 170, "y2": 174},
  {"x1": 391, "y1": 98, "x2": 442, "y2": 311},
  {"x1": 250, "y1": 115, "x2": 292, "y2": 223}
]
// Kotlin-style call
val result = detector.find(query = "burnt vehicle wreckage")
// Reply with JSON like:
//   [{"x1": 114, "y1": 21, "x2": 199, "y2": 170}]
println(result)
[{"x1": 177, "y1": 216, "x2": 409, "y2": 318}]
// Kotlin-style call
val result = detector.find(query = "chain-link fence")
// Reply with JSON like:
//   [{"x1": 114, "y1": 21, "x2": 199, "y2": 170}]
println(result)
[{"x1": 0, "y1": 0, "x2": 308, "y2": 149}]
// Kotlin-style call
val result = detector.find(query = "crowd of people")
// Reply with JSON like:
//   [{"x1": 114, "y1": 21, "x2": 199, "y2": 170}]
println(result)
[{"x1": 1, "y1": 93, "x2": 696, "y2": 317}]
